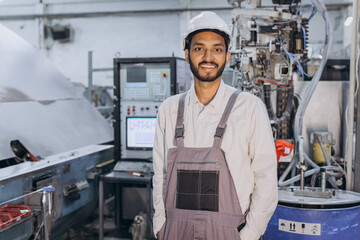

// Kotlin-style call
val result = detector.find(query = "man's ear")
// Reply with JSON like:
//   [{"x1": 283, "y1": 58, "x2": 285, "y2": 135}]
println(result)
[
  {"x1": 185, "y1": 49, "x2": 190, "y2": 64},
  {"x1": 225, "y1": 51, "x2": 231, "y2": 66}
]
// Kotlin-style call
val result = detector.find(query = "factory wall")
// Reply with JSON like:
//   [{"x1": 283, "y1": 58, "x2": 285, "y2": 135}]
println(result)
[
  {"x1": 46, "y1": 13, "x2": 184, "y2": 87},
  {"x1": 0, "y1": 0, "x2": 353, "y2": 88},
  {"x1": 308, "y1": 3, "x2": 353, "y2": 59}
]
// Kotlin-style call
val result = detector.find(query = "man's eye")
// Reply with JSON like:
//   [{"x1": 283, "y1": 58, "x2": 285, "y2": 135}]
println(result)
[
  {"x1": 214, "y1": 48, "x2": 222, "y2": 52},
  {"x1": 194, "y1": 47, "x2": 202, "y2": 51}
]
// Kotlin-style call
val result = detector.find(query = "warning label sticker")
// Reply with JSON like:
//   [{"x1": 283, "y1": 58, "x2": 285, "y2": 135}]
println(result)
[{"x1": 278, "y1": 219, "x2": 321, "y2": 236}]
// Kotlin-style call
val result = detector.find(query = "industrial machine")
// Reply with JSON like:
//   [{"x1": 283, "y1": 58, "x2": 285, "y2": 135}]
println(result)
[
  {"x1": 0, "y1": 24, "x2": 113, "y2": 239},
  {"x1": 227, "y1": 0, "x2": 360, "y2": 239},
  {"x1": 111, "y1": 57, "x2": 191, "y2": 223},
  {"x1": 113, "y1": 57, "x2": 192, "y2": 162}
]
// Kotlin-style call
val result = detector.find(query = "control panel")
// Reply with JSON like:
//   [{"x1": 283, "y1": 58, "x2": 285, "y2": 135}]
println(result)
[
  {"x1": 120, "y1": 63, "x2": 171, "y2": 101},
  {"x1": 120, "y1": 101, "x2": 160, "y2": 159},
  {"x1": 113, "y1": 57, "x2": 192, "y2": 162}
]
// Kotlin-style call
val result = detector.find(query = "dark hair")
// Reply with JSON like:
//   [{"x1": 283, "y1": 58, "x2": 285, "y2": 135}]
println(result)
[{"x1": 184, "y1": 29, "x2": 230, "y2": 51}]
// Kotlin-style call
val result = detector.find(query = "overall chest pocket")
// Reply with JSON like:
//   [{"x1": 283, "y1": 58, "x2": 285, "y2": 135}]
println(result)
[{"x1": 176, "y1": 169, "x2": 219, "y2": 212}]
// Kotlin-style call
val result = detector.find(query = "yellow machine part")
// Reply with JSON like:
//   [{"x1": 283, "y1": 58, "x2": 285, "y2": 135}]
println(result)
[{"x1": 313, "y1": 143, "x2": 331, "y2": 164}]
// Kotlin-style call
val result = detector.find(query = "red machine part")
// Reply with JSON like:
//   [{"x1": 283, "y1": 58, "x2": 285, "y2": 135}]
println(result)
[
  {"x1": 0, "y1": 204, "x2": 31, "y2": 229},
  {"x1": 0, "y1": 212, "x2": 16, "y2": 229},
  {"x1": 275, "y1": 140, "x2": 294, "y2": 164}
]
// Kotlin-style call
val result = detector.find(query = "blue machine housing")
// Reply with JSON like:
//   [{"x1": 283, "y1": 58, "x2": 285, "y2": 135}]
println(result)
[
  {"x1": 0, "y1": 145, "x2": 113, "y2": 239},
  {"x1": 264, "y1": 203, "x2": 360, "y2": 239}
]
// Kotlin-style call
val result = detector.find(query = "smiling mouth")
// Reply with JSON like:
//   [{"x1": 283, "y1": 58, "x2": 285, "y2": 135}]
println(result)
[
  {"x1": 199, "y1": 62, "x2": 218, "y2": 71},
  {"x1": 201, "y1": 65, "x2": 216, "y2": 69}
]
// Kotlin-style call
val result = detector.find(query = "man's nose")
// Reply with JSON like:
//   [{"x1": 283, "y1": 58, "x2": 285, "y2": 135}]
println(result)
[{"x1": 203, "y1": 50, "x2": 214, "y2": 61}]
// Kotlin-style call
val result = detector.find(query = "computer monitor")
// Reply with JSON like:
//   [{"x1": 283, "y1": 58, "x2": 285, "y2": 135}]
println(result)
[{"x1": 126, "y1": 117, "x2": 157, "y2": 150}]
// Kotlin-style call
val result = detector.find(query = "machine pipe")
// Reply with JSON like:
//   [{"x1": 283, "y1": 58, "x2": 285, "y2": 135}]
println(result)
[
  {"x1": 0, "y1": 7, "x2": 234, "y2": 20},
  {"x1": 292, "y1": 0, "x2": 333, "y2": 177},
  {"x1": 318, "y1": 139, "x2": 339, "y2": 188},
  {"x1": 299, "y1": 137, "x2": 305, "y2": 190},
  {"x1": 345, "y1": 0, "x2": 359, "y2": 190},
  {"x1": 279, "y1": 166, "x2": 343, "y2": 187},
  {"x1": 321, "y1": 168, "x2": 327, "y2": 192}
]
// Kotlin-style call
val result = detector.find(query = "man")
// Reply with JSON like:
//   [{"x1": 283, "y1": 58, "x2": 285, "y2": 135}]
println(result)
[{"x1": 153, "y1": 11, "x2": 278, "y2": 240}]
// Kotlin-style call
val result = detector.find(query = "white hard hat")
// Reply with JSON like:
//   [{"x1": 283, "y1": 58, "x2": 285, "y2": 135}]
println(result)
[{"x1": 182, "y1": 11, "x2": 232, "y2": 50}]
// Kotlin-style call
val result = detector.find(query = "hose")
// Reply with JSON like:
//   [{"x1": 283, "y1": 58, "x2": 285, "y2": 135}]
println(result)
[
  {"x1": 279, "y1": 166, "x2": 343, "y2": 187},
  {"x1": 292, "y1": 0, "x2": 333, "y2": 176}
]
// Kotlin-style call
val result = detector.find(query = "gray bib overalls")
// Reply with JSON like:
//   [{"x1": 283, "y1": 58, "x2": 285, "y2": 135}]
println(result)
[{"x1": 158, "y1": 90, "x2": 245, "y2": 240}]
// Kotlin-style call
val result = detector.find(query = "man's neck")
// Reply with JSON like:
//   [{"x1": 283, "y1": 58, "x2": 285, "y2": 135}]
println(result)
[{"x1": 194, "y1": 78, "x2": 221, "y2": 106}]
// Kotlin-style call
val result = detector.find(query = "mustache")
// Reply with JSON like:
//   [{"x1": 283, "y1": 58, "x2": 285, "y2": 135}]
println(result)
[{"x1": 198, "y1": 61, "x2": 218, "y2": 67}]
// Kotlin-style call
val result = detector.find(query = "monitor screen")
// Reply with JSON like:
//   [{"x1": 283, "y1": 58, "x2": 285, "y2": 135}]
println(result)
[
  {"x1": 127, "y1": 66, "x2": 146, "y2": 83},
  {"x1": 126, "y1": 117, "x2": 157, "y2": 150}
]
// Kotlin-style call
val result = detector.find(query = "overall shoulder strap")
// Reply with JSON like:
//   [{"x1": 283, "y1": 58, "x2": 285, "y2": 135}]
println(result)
[
  {"x1": 174, "y1": 92, "x2": 187, "y2": 147},
  {"x1": 213, "y1": 90, "x2": 241, "y2": 147}
]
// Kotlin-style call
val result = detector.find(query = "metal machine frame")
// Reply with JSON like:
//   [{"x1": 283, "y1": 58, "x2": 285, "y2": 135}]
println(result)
[{"x1": 354, "y1": 88, "x2": 360, "y2": 192}]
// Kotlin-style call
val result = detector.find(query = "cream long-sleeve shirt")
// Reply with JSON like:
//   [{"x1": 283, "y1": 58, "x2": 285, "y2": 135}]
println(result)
[{"x1": 152, "y1": 80, "x2": 278, "y2": 240}]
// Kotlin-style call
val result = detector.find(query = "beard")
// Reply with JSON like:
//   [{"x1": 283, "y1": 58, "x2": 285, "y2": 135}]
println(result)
[{"x1": 189, "y1": 56, "x2": 226, "y2": 82}]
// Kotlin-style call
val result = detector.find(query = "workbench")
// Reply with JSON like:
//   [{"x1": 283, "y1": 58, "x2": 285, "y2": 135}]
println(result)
[{"x1": 99, "y1": 171, "x2": 153, "y2": 240}]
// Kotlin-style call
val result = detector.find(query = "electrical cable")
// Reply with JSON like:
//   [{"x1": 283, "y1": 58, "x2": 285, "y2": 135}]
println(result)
[
  {"x1": 290, "y1": 0, "x2": 296, "y2": 9},
  {"x1": 302, "y1": 62, "x2": 316, "y2": 76},
  {"x1": 280, "y1": 38, "x2": 314, "y2": 77},
  {"x1": 255, "y1": 77, "x2": 293, "y2": 89},
  {"x1": 292, "y1": 0, "x2": 333, "y2": 174},
  {"x1": 308, "y1": 7, "x2": 317, "y2": 21},
  {"x1": 301, "y1": 25, "x2": 307, "y2": 50},
  {"x1": 296, "y1": 4, "x2": 316, "y2": 20}
]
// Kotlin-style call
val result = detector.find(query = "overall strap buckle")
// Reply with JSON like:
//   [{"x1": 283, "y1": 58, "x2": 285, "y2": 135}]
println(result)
[
  {"x1": 214, "y1": 126, "x2": 225, "y2": 138},
  {"x1": 175, "y1": 127, "x2": 184, "y2": 138}
]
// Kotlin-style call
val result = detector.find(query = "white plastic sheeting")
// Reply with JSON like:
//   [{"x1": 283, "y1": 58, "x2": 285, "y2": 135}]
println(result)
[{"x1": 0, "y1": 23, "x2": 113, "y2": 160}]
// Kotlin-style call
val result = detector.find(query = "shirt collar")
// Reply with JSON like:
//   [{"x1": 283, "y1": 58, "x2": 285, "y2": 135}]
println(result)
[
  {"x1": 188, "y1": 83, "x2": 200, "y2": 106},
  {"x1": 188, "y1": 80, "x2": 226, "y2": 112}
]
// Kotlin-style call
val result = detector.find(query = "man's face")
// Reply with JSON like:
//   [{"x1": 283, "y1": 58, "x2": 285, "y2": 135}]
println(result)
[{"x1": 185, "y1": 31, "x2": 231, "y2": 83}]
